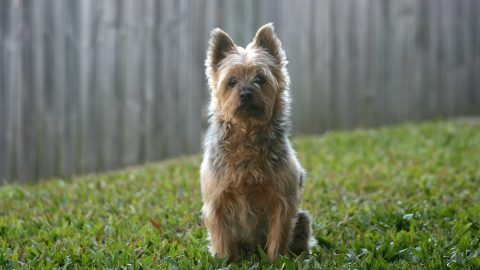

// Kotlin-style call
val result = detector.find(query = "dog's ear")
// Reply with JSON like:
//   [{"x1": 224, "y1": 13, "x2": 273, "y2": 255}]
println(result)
[
  {"x1": 253, "y1": 23, "x2": 286, "y2": 63},
  {"x1": 206, "y1": 28, "x2": 236, "y2": 75}
]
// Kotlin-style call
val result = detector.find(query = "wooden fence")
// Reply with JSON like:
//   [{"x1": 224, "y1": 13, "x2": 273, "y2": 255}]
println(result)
[{"x1": 1, "y1": 0, "x2": 479, "y2": 183}]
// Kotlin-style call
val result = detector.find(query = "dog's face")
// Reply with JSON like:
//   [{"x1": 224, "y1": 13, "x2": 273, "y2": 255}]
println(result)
[{"x1": 206, "y1": 23, "x2": 289, "y2": 126}]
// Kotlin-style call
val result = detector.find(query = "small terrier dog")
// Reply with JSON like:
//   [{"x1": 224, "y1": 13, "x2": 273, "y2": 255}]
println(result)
[{"x1": 201, "y1": 23, "x2": 313, "y2": 262}]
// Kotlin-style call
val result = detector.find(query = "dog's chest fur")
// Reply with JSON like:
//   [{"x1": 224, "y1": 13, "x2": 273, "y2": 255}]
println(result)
[
  {"x1": 208, "y1": 121, "x2": 288, "y2": 187},
  {"x1": 205, "y1": 121, "x2": 293, "y2": 235},
  {"x1": 209, "y1": 127, "x2": 279, "y2": 240}
]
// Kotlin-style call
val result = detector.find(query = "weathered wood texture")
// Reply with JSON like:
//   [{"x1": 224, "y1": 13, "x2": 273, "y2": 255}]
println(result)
[{"x1": 1, "y1": 0, "x2": 479, "y2": 183}]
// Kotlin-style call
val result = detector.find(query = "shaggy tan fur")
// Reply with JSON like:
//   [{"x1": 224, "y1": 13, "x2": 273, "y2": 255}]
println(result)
[{"x1": 201, "y1": 23, "x2": 313, "y2": 262}]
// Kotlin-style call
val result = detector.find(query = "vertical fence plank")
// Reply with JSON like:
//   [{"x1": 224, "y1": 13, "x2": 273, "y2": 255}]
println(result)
[
  {"x1": 91, "y1": 1, "x2": 105, "y2": 171},
  {"x1": 355, "y1": 0, "x2": 373, "y2": 127},
  {"x1": 63, "y1": 0, "x2": 78, "y2": 175},
  {"x1": 473, "y1": 0, "x2": 480, "y2": 113},
  {"x1": 2, "y1": 1, "x2": 17, "y2": 182},
  {"x1": 8, "y1": 0, "x2": 22, "y2": 182},
  {"x1": 345, "y1": 0, "x2": 360, "y2": 129},
  {"x1": 99, "y1": 0, "x2": 117, "y2": 170},
  {"x1": 78, "y1": 0, "x2": 94, "y2": 174},
  {"x1": 0, "y1": 0, "x2": 4, "y2": 183},
  {"x1": 112, "y1": 0, "x2": 125, "y2": 168},
  {"x1": 152, "y1": 0, "x2": 165, "y2": 161},
  {"x1": 53, "y1": 0, "x2": 67, "y2": 177},
  {"x1": 182, "y1": 0, "x2": 199, "y2": 154},
  {"x1": 313, "y1": 0, "x2": 333, "y2": 131},
  {"x1": 41, "y1": 0, "x2": 54, "y2": 178},
  {"x1": 19, "y1": 0, "x2": 35, "y2": 182},
  {"x1": 427, "y1": 0, "x2": 440, "y2": 119},
  {"x1": 195, "y1": 0, "x2": 208, "y2": 147},
  {"x1": 454, "y1": 0, "x2": 470, "y2": 115},
  {"x1": 178, "y1": 0, "x2": 188, "y2": 154},
  {"x1": 121, "y1": 0, "x2": 142, "y2": 166},
  {"x1": 141, "y1": 0, "x2": 154, "y2": 162},
  {"x1": 162, "y1": 0, "x2": 180, "y2": 157},
  {"x1": 32, "y1": 0, "x2": 46, "y2": 180}
]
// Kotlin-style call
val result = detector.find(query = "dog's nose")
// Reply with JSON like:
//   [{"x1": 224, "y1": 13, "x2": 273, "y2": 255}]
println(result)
[
  {"x1": 240, "y1": 88, "x2": 253, "y2": 102},
  {"x1": 240, "y1": 91, "x2": 252, "y2": 101}
]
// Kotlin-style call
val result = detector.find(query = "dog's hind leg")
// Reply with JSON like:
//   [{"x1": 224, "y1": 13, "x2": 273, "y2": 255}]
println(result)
[{"x1": 288, "y1": 210, "x2": 313, "y2": 255}]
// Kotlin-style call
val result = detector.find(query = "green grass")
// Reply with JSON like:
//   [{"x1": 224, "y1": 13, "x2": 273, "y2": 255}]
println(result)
[{"x1": 1, "y1": 121, "x2": 480, "y2": 269}]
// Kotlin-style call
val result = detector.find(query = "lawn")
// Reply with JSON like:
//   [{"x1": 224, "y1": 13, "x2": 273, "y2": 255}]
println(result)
[{"x1": 1, "y1": 121, "x2": 479, "y2": 269}]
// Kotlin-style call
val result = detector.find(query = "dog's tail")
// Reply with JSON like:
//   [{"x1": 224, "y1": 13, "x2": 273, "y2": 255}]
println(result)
[{"x1": 289, "y1": 210, "x2": 317, "y2": 255}]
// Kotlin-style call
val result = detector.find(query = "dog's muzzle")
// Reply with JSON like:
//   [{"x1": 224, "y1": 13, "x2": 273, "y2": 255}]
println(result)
[{"x1": 239, "y1": 87, "x2": 254, "y2": 104}]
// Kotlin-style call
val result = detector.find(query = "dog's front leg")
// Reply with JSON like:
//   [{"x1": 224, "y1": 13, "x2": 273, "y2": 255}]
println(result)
[
  {"x1": 265, "y1": 201, "x2": 295, "y2": 262},
  {"x1": 204, "y1": 204, "x2": 240, "y2": 262}
]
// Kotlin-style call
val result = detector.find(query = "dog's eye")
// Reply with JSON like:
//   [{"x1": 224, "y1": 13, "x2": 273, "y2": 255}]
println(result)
[
  {"x1": 253, "y1": 76, "x2": 266, "y2": 86},
  {"x1": 227, "y1": 78, "x2": 238, "y2": 88}
]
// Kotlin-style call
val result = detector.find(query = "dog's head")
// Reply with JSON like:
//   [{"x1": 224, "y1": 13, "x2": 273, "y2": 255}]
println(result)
[{"x1": 206, "y1": 23, "x2": 290, "y2": 126}]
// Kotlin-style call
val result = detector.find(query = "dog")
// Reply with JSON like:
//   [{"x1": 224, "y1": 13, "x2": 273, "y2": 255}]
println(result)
[{"x1": 200, "y1": 23, "x2": 313, "y2": 262}]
